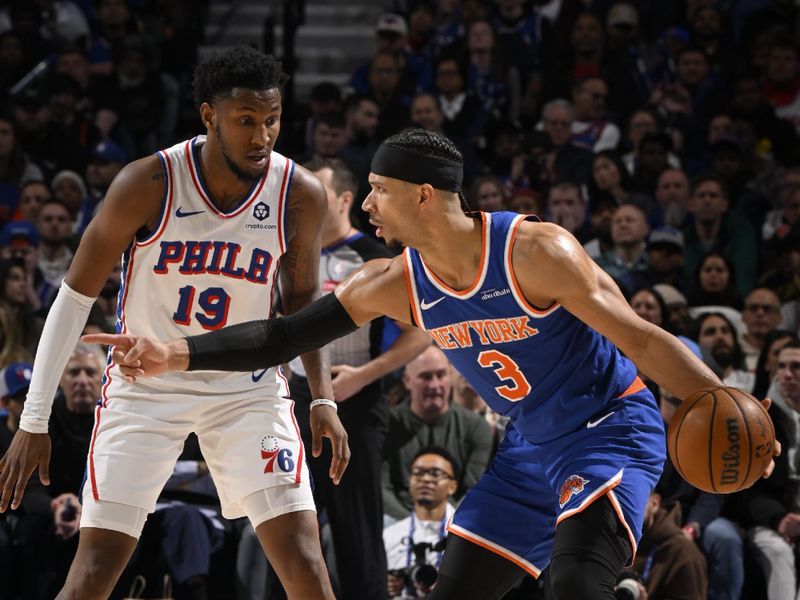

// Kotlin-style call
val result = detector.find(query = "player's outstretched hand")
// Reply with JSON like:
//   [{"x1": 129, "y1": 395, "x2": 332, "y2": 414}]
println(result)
[
  {"x1": 0, "y1": 429, "x2": 51, "y2": 512},
  {"x1": 760, "y1": 398, "x2": 782, "y2": 480},
  {"x1": 309, "y1": 405, "x2": 350, "y2": 485},
  {"x1": 81, "y1": 333, "x2": 190, "y2": 382}
]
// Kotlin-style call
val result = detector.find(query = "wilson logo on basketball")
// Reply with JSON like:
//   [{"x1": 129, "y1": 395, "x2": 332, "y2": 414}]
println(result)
[
  {"x1": 558, "y1": 475, "x2": 589, "y2": 508},
  {"x1": 260, "y1": 435, "x2": 295, "y2": 474},
  {"x1": 720, "y1": 418, "x2": 741, "y2": 486}
]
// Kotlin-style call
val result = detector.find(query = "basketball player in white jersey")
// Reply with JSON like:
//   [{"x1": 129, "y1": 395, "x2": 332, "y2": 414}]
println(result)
[{"x1": 0, "y1": 46, "x2": 348, "y2": 599}]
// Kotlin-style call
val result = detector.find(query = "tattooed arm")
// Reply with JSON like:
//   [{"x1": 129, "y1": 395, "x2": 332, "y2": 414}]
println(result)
[
  {"x1": 280, "y1": 164, "x2": 332, "y2": 400},
  {"x1": 278, "y1": 164, "x2": 350, "y2": 480}
]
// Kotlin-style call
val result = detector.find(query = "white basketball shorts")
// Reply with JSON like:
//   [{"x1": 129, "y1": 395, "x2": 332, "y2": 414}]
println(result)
[{"x1": 81, "y1": 389, "x2": 313, "y2": 531}]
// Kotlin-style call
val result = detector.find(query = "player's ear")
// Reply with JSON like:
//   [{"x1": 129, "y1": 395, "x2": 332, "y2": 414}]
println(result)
[
  {"x1": 199, "y1": 102, "x2": 215, "y2": 129},
  {"x1": 418, "y1": 183, "x2": 435, "y2": 209}
]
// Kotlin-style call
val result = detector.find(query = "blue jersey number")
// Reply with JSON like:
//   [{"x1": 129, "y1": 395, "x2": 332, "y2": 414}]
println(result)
[{"x1": 173, "y1": 285, "x2": 231, "y2": 330}]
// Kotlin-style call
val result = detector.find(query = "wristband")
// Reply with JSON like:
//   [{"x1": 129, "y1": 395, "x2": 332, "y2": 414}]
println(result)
[{"x1": 310, "y1": 398, "x2": 337, "y2": 412}]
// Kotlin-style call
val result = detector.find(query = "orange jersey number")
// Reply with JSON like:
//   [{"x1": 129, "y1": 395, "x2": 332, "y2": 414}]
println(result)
[{"x1": 477, "y1": 349, "x2": 532, "y2": 402}]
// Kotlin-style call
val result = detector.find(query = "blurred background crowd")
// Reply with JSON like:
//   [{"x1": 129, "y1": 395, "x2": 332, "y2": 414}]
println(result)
[{"x1": 1, "y1": 0, "x2": 800, "y2": 599}]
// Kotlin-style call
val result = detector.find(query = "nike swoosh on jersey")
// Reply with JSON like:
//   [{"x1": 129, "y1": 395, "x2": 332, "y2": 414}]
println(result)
[
  {"x1": 252, "y1": 369, "x2": 268, "y2": 382},
  {"x1": 175, "y1": 207, "x2": 205, "y2": 218},
  {"x1": 420, "y1": 297, "x2": 446, "y2": 310},
  {"x1": 586, "y1": 411, "x2": 615, "y2": 428}
]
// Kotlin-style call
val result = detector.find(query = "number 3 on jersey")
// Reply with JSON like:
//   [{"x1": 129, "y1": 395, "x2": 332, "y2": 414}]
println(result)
[
  {"x1": 173, "y1": 285, "x2": 231, "y2": 329},
  {"x1": 478, "y1": 349, "x2": 531, "y2": 402}
]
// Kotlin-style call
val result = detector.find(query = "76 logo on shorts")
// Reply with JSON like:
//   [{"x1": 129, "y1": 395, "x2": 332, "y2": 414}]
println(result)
[{"x1": 260, "y1": 435, "x2": 295, "y2": 474}]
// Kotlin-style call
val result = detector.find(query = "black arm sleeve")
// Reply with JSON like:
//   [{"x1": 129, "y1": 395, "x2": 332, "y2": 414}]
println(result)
[{"x1": 186, "y1": 293, "x2": 359, "y2": 372}]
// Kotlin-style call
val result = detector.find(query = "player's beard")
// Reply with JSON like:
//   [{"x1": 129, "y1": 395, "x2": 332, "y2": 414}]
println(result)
[{"x1": 215, "y1": 125, "x2": 265, "y2": 184}]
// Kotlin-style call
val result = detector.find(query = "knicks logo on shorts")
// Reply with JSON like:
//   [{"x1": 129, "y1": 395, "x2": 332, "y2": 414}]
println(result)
[
  {"x1": 558, "y1": 475, "x2": 589, "y2": 508},
  {"x1": 260, "y1": 435, "x2": 296, "y2": 474}
]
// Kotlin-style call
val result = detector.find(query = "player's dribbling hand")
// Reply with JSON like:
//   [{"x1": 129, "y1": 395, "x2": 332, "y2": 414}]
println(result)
[
  {"x1": 309, "y1": 405, "x2": 350, "y2": 485},
  {"x1": 760, "y1": 398, "x2": 781, "y2": 480},
  {"x1": 81, "y1": 333, "x2": 189, "y2": 382},
  {"x1": 0, "y1": 429, "x2": 51, "y2": 512}
]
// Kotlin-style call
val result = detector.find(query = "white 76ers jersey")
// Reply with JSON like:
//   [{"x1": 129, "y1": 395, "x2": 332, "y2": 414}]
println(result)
[{"x1": 103, "y1": 136, "x2": 293, "y2": 402}]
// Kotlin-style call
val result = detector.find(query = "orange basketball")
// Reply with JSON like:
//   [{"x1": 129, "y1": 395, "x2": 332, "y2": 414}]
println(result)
[{"x1": 667, "y1": 387, "x2": 776, "y2": 493}]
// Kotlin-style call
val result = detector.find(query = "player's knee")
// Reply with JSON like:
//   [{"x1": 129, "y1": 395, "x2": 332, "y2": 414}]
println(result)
[{"x1": 281, "y1": 535, "x2": 327, "y2": 583}]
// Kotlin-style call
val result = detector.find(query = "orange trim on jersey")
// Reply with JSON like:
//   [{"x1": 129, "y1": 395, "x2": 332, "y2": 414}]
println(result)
[
  {"x1": 608, "y1": 489, "x2": 638, "y2": 566},
  {"x1": 616, "y1": 376, "x2": 646, "y2": 398},
  {"x1": 556, "y1": 472, "x2": 622, "y2": 526},
  {"x1": 136, "y1": 149, "x2": 174, "y2": 247},
  {"x1": 88, "y1": 405, "x2": 102, "y2": 500},
  {"x1": 506, "y1": 216, "x2": 559, "y2": 315},
  {"x1": 447, "y1": 523, "x2": 541, "y2": 579},
  {"x1": 420, "y1": 212, "x2": 488, "y2": 297},
  {"x1": 276, "y1": 159, "x2": 291, "y2": 254},
  {"x1": 402, "y1": 250, "x2": 423, "y2": 328}
]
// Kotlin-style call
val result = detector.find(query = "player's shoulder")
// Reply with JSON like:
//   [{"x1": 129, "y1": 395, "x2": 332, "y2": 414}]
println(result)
[
  {"x1": 286, "y1": 162, "x2": 325, "y2": 207},
  {"x1": 353, "y1": 254, "x2": 405, "y2": 282},
  {"x1": 513, "y1": 220, "x2": 583, "y2": 264},
  {"x1": 110, "y1": 154, "x2": 164, "y2": 196}
]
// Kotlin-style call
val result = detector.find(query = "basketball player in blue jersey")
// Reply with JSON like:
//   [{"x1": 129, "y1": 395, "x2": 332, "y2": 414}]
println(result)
[
  {"x1": 0, "y1": 46, "x2": 348, "y2": 600},
  {"x1": 83, "y1": 128, "x2": 778, "y2": 600}
]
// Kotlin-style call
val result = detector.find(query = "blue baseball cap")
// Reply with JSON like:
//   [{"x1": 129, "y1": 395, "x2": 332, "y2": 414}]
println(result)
[
  {"x1": 0, "y1": 220, "x2": 39, "y2": 248},
  {"x1": 91, "y1": 139, "x2": 127, "y2": 165},
  {"x1": 1, "y1": 363, "x2": 32, "y2": 399}
]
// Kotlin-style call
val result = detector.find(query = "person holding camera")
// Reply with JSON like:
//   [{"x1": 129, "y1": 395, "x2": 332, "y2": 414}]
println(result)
[{"x1": 384, "y1": 447, "x2": 458, "y2": 599}]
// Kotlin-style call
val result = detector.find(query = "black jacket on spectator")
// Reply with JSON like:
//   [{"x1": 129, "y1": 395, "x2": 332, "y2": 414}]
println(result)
[
  {"x1": 657, "y1": 449, "x2": 726, "y2": 533},
  {"x1": 731, "y1": 402, "x2": 795, "y2": 530},
  {"x1": 49, "y1": 394, "x2": 95, "y2": 497}
]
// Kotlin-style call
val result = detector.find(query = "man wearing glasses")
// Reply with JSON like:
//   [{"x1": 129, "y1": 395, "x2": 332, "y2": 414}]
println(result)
[
  {"x1": 741, "y1": 288, "x2": 784, "y2": 370},
  {"x1": 384, "y1": 447, "x2": 459, "y2": 599}
]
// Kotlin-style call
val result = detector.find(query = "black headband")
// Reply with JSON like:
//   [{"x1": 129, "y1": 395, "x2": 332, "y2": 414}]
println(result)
[{"x1": 370, "y1": 144, "x2": 463, "y2": 192}]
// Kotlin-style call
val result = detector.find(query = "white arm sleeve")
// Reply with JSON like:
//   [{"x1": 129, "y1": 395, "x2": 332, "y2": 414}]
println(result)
[{"x1": 19, "y1": 281, "x2": 96, "y2": 434}]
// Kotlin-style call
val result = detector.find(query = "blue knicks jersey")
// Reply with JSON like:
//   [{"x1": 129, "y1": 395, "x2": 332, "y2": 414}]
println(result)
[{"x1": 403, "y1": 211, "x2": 638, "y2": 444}]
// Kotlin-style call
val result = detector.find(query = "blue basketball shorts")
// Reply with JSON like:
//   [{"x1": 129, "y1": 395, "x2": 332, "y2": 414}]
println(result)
[{"x1": 448, "y1": 382, "x2": 666, "y2": 578}]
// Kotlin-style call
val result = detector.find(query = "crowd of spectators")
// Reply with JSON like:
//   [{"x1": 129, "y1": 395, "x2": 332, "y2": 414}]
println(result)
[{"x1": 1, "y1": 0, "x2": 800, "y2": 599}]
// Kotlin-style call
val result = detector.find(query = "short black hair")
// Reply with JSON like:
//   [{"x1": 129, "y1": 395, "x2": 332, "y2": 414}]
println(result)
[
  {"x1": 344, "y1": 93, "x2": 377, "y2": 115},
  {"x1": 192, "y1": 45, "x2": 287, "y2": 108},
  {"x1": 382, "y1": 128, "x2": 462, "y2": 164},
  {"x1": 691, "y1": 172, "x2": 728, "y2": 198},
  {"x1": 411, "y1": 445, "x2": 461, "y2": 482},
  {"x1": 316, "y1": 110, "x2": 346, "y2": 129},
  {"x1": 779, "y1": 339, "x2": 800, "y2": 353},
  {"x1": 310, "y1": 81, "x2": 342, "y2": 104}
]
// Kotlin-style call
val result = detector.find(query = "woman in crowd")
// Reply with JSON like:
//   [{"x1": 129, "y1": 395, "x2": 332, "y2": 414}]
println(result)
[{"x1": 689, "y1": 253, "x2": 743, "y2": 309}]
